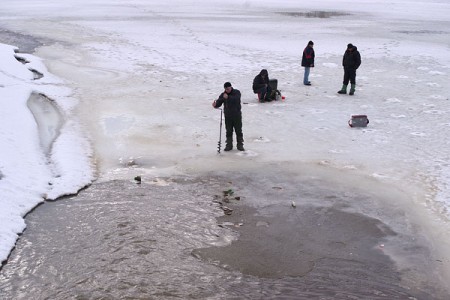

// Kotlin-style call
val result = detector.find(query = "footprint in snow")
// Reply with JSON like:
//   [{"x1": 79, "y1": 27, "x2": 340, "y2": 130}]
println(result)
[
  {"x1": 329, "y1": 149, "x2": 347, "y2": 154},
  {"x1": 343, "y1": 165, "x2": 358, "y2": 170},
  {"x1": 309, "y1": 109, "x2": 327, "y2": 114},
  {"x1": 385, "y1": 98, "x2": 402, "y2": 103},
  {"x1": 390, "y1": 114, "x2": 407, "y2": 118},
  {"x1": 417, "y1": 66, "x2": 429, "y2": 71},
  {"x1": 254, "y1": 137, "x2": 271, "y2": 143},
  {"x1": 313, "y1": 127, "x2": 329, "y2": 131},
  {"x1": 372, "y1": 173, "x2": 391, "y2": 179},
  {"x1": 422, "y1": 103, "x2": 435, "y2": 107},
  {"x1": 236, "y1": 150, "x2": 258, "y2": 157},
  {"x1": 265, "y1": 110, "x2": 283, "y2": 115},
  {"x1": 410, "y1": 132, "x2": 426, "y2": 137},
  {"x1": 428, "y1": 71, "x2": 445, "y2": 75},
  {"x1": 424, "y1": 110, "x2": 445, "y2": 115},
  {"x1": 429, "y1": 95, "x2": 445, "y2": 100}
]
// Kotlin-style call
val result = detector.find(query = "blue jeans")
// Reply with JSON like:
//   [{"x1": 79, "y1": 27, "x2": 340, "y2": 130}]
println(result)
[{"x1": 303, "y1": 67, "x2": 310, "y2": 84}]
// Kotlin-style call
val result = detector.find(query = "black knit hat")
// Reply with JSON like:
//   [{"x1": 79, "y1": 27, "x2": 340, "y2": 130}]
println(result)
[
  {"x1": 308, "y1": 40, "x2": 314, "y2": 45},
  {"x1": 224, "y1": 82, "x2": 232, "y2": 88},
  {"x1": 347, "y1": 43, "x2": 353, "y2": 49}
]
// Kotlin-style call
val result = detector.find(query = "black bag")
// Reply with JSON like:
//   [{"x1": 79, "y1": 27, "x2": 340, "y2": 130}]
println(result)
[{"x1": 269, "y1": 89, "x2": 282, "y2": 101}]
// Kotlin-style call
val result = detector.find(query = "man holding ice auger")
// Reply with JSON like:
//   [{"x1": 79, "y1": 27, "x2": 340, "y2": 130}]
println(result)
[{"x1": 212, "y1": 82, "x2": 245, "y2": 152}]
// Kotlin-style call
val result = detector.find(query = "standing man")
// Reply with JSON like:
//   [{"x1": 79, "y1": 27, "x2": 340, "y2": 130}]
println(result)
[
  {"x1": 212, "y1": 82, "x2": 245, "y2": 151},
  {"x1": 252, "y1": 69, "x2": 272, "y2": 102},
  {"x1": 301, "y1": 41, "x2": 315, "y2": 86},
  {"x1": 338, "y1": 43, "x2": 361, "y2": 95}
]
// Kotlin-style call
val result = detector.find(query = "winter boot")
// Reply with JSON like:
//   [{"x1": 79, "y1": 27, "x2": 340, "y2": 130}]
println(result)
[
  {"x1": 236, "y1": 136, "x2": 245, "y2": 151},
  {"x1": 349, "y1": 84, "x2": 356, "y2": 95},
  {"x1": 224, "y1": 138, "x2": 233, "y2": 151},
  {"x1": 258, "y1": 93, "x2": 264, "y2": 102},
  {"x1": 338, "y1": 85, "x2": 347, "y2": 94}
]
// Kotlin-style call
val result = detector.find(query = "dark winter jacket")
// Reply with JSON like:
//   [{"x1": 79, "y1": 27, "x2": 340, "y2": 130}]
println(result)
[
  {"x1": 301, "y1": 45, "x2": 315, "y2": 67},
  {"x1": 342, "y1": 46, "x2": 361, "y2": 70},
  {"x1": 214, "y1": 88, "x2": 242, "y2": 117},
  {"x1": 252, "y1": 69, "x2": 269, "y2": 93}
]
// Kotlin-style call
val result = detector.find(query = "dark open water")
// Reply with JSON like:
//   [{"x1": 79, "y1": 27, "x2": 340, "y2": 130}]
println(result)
[{"x1": 0, "y1": 170, "x2": 446, "y2": 299}]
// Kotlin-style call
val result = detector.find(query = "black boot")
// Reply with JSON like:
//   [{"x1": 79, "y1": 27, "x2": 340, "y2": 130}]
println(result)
[
  {"x1": 236, "y1": 136, "x2": 245, "y2": 151},
  {"x1": 224, "y1": 138, "x2": 233, "y2": 151},
  {"x1": 349, "y1": 84, "x2": 356, "y2": 95},
  {"x1": 338, "y1": 84, "x2": 347, "y2": 94}
]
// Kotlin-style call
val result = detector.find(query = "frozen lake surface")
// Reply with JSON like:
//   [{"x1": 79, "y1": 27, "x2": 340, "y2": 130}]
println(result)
[{"x1": 1, "y1": 0, "x2": 450, "y2": 298}]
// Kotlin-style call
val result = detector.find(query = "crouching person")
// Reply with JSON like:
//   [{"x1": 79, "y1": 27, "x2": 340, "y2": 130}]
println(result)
[
  {"x1": 212, "y1": 82, "x2": 245, "y2": 151},
  {"x1": 252, "y1": 69, "x2": 272, "y2": 102}
]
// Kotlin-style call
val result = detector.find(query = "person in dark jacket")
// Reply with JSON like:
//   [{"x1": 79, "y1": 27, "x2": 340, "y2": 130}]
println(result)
[
  {"x1": 212, "y1": 82, "x2": 245, "y2": 151},
  {"x1": 338, "y1": 43, "x2": 361, "y2": 95},
  {"x1": 301, "y1": 40, "x2": 315, "y2": 85},
  {"x1": 252, "y1": 69, "x2": 272, "y2": 102}
]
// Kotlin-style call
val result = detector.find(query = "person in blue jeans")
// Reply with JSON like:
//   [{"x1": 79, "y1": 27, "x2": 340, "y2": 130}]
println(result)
[{"x1": 301, "y1": 41, "x2": 315, "y2": 85}]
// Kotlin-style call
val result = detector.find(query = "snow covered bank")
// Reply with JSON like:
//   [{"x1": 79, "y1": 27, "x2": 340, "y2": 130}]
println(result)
[{"x1": 0, "y1": 43, "x2": 95, "y2": 264}]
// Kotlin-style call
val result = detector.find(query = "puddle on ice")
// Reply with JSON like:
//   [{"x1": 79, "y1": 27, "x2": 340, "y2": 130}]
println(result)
[
  {"x1": 0, "y1": 28, "x2": 49, "y2": 53},
  {"x1": 0, "y1": 164, "x2": 448, "y2": 299},
  {"x1": 27, "y1": 93, "x2": 63, "y2": 154}
]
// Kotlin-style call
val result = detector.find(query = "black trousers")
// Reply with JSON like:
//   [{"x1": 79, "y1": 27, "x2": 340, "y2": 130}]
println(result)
[
  {"x1": 225, "y1": 115, "x2": 243, "y2": 142},
  {"x1": 255, "y1": 85, "x2": 273, "y2": 100},
  {"x1": 343, "y1": 68, "x2": 356, "y2": 85}
]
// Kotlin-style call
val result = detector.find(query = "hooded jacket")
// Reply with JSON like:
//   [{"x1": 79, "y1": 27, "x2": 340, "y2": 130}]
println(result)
[
  {"x1": 342, "y1": 46, "x2": 361, "y2": 70},
  {"x1": 252, "y1": 69, "x2": 269, "y2": 93},
  {"x1": 301, "y1": 45, "x2": 315, "y2": 67}
]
